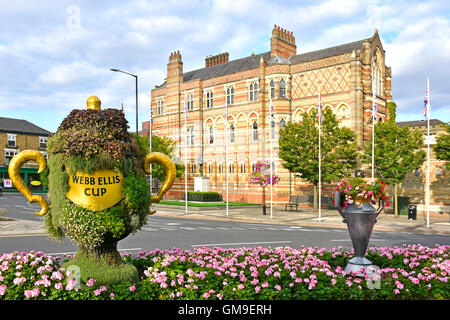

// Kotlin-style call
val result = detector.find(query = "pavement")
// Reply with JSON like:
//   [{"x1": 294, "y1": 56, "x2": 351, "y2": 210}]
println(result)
[{"x1": 0, "y1": 204, "x2": 449, "y2": 237}]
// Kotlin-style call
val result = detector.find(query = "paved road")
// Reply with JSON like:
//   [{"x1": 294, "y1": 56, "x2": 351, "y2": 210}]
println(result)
[
  {"x1": 1, "y1": 215, "x2": 448, "y2": 256},
  {"x1": 0, "y1": 193, "x2": 45, "y2": 222}
]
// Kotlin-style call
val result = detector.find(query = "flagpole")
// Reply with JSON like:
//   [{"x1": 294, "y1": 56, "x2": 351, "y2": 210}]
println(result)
[
  {"x1": 225, "y1": 99, "x2": 229, "y2": 217},
  {"x1": 372, "y1": 81, "x2": 375, "y2": 182},
  {"x1": 318, "y1": 84, "x2": 322, "y2": 222},
  {"x1": 149, "y1": 100, "x2": 153, "y2": 200},
  {"x1": 269, "y1": 93, "x2": 273, "y2": 220},
  {"x1": 184, "y1": 100, "x2": 188, "y2": 215},
  {"x1": 426, "y1": 76, "x2": 430, "y2": 228}
]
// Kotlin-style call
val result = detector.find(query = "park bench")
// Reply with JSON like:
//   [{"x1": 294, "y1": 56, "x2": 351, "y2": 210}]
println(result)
[{"x1": 285, "y1": 195, "x2": 300, "y2": 211}]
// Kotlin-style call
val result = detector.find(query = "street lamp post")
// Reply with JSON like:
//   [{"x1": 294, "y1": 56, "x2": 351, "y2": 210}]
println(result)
[{"x1": 110, "y1": 68, "x2": 138, "y2": 134}]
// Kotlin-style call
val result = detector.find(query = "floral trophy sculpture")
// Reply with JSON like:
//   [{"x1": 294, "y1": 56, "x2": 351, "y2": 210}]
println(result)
[
  {"x1": 8, "y1": 96, "x2": 176, "y2": 285},
  {"x1": 333, "y1": 178, "x2": 390, "y2": 274}
]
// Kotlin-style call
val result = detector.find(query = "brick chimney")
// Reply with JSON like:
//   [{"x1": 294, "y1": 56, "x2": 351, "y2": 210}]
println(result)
[
  {"x1": 270, "y1": 25, "x2": 296, "y2": 60},
  {"x1": 205, "y1": 52, "x2": 229, "y2": 67},
  {"x1": 167, "y1": 50, "x2": 183, "y2": 87}
]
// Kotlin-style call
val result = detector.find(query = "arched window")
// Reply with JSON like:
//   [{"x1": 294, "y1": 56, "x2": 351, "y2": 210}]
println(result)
[
  {"x1": 209, "y1": 126, "x2": 214, "y2": 144},
  {"x1": 270, "y1": 80, "x2": 275, "y2": 99},
  {"x1": 253, "y1": 82, "x2": 258, "y2": 101},
  {"x1": 279, "y1": 79, "x2": 286, "y2": 98},
  {"x1": 249, "y1": 83, "x2": 254, "y2": 102},
  {"x1": 252, "y1": 121, "x2": 258, "y2": 141},
  {"x1": 230, "y1": 124, "x2": 235, "y2": 143},
  {"x1": 190, "y1": 126, "x2": 194, "y2": 145},
  {"x1": 280, "y1": 119, "x2": 286, "y2": 129}
]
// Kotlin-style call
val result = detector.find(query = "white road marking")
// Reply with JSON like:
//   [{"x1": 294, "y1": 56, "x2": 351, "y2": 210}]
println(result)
[
  {"x1": 46, "y1": 248, "x2": 143, "y2": 256},
  {"x1": 192, "y1": 241, "x2": 292, "y2": 247}
]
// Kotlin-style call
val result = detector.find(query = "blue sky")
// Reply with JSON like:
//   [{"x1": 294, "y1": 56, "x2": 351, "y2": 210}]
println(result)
[{"x1": 0, "y1": 0, "x2": 449, "y2": 133}]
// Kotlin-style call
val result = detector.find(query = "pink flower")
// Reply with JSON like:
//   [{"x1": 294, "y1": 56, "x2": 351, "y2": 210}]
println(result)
[
  {"x1": 238, "y1": 284, "x2": 244, "y2": 290},
  {"x1": 261, "y1": 282, "x2": 269, "y2": 288},
  {"x1": 0, "y1": 285, "x2": 6, "y2": 296},
  {"x1": 54, "y1": 283, "x2": 63, "y2": 290},
  {"x1": 255, "y1": 286, "x2": 261, "y2": 293},
  {"x1": 129, "y1": 285, "x2": 136, "y2": 292},
  {"x1": 86, "y1": 278, "x2": 96, "y2": 287},
  {"x1": 274, "y1": 284, "x2": 282, "y2": 291},
  {"x1": 203, "y1": 292, "x2": 210, "y2": 299},
  {"x1": 24, "y1": 288, "x2": 39, "y2": 298}
]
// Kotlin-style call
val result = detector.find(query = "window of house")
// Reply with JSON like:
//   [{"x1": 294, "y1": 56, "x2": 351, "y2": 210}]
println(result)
[
  {"x1": 39, "y1": 137, "x2": 48, "y2": 150},
  {"x1": 279, "y1": 79, "x2": 286, "y2": 98},
  {"x1": 191, "y1": 127, "x2": 195, "y2": 145},
  {"x1": 7, "y1": 134, "x2": 16, "y2": 147},
  {"x1": 252, "y1": 121, "x2": 258, "y2": 141},
  {"x1": 186, "y1": 128, "x2": 191, "y2": 145},
  {"x1": 209, "y1": 126, "x2": 214, "y2": 144},
  {"x1": 229, "y1": 163, "x2": 234, "y2": 173},
  {"x1": 226, "y1": 87, "x2": 234, "y2": 105},
  {"x1": 424, "y1": 133, "x2": 437, "y2": 145},
  {"x1": 218, "y1": 163, "x2": 223, "y2": 173},
  {"x1": 280, "y1": 119, "x2": 286, "y2": 129},
  {"x1": 186, "y1": 93, "x2": 194, "y2": 110},
  {"x1": 230, "y1": 124, "x2": 235, "y2": 143},
  {"x1": 4, "y1": 150, "x2": 18, "y2": 165},
  {"x1": 209, "y1": 164, "x2": 213, "y2": 174},
  {"x1": 206, "y1": 91, "x2": 214, "y2": 109},
  {"x1": 157, "y1": 100, "x2": 164, "y2": 115},
  {"x1": 270, "y1": 80, "x2": 275, "y2": 99},
  {"x1": 249, "y1": 82, "x2": 258, "y2": 102},
  {"x1": 240, "y1": 163, "x2": 246, "y2": 173},
  {"x1": 191, "y1": 163, "x2": 196, "y2": 174},
  {"x1": 271, "y1": 120, "x2": 275, "y2": 140}
]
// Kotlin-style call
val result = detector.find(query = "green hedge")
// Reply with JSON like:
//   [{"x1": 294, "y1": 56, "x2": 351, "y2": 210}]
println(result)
[{"x1": 185, "y1": 191, "x2": 223, "y2": 202}]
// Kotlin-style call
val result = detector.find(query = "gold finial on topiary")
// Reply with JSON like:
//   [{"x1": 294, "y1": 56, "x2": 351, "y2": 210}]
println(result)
[{"x1": 86, "y1": 95, "x2": 101, "y2": 110}]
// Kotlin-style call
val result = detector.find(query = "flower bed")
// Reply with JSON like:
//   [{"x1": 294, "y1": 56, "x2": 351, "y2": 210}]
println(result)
[{"x1": 0, "y1": 245, "x2": 448, "y2": 300}]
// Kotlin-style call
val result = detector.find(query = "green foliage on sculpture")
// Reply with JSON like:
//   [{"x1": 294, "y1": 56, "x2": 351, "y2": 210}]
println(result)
[{"x1": 43, "y1": 108, "x2": 151, "y2": 284}]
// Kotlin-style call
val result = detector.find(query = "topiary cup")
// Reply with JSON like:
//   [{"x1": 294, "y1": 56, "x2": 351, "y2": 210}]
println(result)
[{"x1": 8, "y1": 96, "x2": 176, "y2": 285}]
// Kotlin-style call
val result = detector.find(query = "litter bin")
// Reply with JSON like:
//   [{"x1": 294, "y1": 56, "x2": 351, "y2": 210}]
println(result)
[{"x1": 408, "y1": 204, "x2": 417, "y2": 220}]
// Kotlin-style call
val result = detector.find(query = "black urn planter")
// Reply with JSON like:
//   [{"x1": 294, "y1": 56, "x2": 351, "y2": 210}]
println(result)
[{"x1": 334, "y1": 191, "x2": 384, "y2": 274}]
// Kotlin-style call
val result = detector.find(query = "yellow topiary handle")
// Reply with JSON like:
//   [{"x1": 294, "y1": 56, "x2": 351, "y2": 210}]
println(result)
[
  {"x1": 8, "y1": 150, "x2": 49, "y2": 216},
  {"x1": 143, "y1": 152, "x2": 176, "y2": 214}
]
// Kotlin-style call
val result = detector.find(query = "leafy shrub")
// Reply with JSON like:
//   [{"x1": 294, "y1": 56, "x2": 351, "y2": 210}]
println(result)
[{"x1": 186, "y1": 191, "x2": 223, "y2": 202}]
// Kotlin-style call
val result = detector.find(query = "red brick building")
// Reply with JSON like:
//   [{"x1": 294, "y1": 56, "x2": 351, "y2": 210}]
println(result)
[{"x1": 143, "y1": 25, "x2": 392, "y2": 206}]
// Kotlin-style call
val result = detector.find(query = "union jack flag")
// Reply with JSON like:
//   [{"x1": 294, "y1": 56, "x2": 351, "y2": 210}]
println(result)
[
  {"x1": 372, "y1": 97, "x2": 378, "y2": 120},
  {"x1": 422, "y1": 90, "x2": 430, "y2": 119}
]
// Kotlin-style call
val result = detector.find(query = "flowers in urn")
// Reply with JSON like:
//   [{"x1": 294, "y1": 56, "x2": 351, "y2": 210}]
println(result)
[{"x1": 333, "y1": 177, "x2": 390, "y2": 208}]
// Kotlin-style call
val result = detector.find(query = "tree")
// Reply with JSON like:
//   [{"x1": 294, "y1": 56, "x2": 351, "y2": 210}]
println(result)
[
  {"x1": 279, "y1": 109, "x2": 357, "y2": 209},
  {"x1": 248, "y1": 160, "x2": 280, "y2": 215},
  {"x1": 434, "y1": 123, "x2": 450, "y2": 170},
  {"x1": 362, "y1": 102, "x2": 425, "y2": 217},
  {"x1": 134, "y1": 134, "x2": 185, "y2": 185}
]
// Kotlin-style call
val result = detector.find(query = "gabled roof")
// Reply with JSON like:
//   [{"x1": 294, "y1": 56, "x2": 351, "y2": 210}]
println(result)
[
  {"x1": 183, "y1": 51, "x2": 271, "y2": 83},
  {"x1": 156, "y1": 36, "x2": 371, "y2": 88},
  {"x1": 397, "y1": 119, "x2": 447, "y2": 128},
  {"x1": 289, "y1": 38, "x2": 370, "y2": 64},
  {"x1": 0, "y1": 117, "x2": 53, "y2": 136}
]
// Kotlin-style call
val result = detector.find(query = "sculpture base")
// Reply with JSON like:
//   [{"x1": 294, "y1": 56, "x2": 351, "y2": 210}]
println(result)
[
  {"x1": 344, "y1": 256, "x2": 374, "y2": 275},
  {"x1": 63, "y1": 249, "x2": 139, "y2": 286}
]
